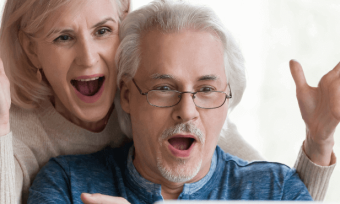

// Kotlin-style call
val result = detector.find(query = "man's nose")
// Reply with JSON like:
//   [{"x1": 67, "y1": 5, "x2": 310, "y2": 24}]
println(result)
[
  {"x1": 172, "y1": 92, "x2": 199, "y2": 123},
  {"x1": 75, "y1": 37, "x2": 98, "y2": 67}
]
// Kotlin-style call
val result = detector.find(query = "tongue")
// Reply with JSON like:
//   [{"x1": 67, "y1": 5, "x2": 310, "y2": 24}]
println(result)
[
  {"x1": 74, "y1": 80, "x2": 100, "y2": 96},
  {"x1": 168, "y1": 138, "x2": 192, "y2": 150}
]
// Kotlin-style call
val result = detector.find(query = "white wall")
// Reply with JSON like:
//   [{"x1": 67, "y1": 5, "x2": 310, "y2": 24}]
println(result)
[{"x1": 0, "y1": 0, "x2": 338, "y2": 202}]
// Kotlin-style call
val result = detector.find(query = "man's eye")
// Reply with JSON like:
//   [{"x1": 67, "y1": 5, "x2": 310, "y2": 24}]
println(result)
[
  {"x1": 53, "y1": 35, "x2": 72, "y2": 43},
  {"x1": 96, "y1": 28, "x2": 111, "y2": 36},
  {"x1": 155, "y1": 86, "x2": 171, "y2": 91},
  {"x1": 200, "y1": 87, "x2": 214, "y2": 92}
]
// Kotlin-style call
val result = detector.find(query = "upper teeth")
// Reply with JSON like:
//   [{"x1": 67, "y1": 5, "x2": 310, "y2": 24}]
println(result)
[{"x1": 76, "y1": 77, "x2": 100, "y2": 82}]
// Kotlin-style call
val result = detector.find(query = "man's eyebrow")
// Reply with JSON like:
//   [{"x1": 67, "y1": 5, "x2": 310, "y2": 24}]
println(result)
[
  {"x1": 150, "y1": 74, "x2": 176, "y2": 80},
  {"x1": 91, "y1": 17, "x2": 117, "y2": 29},
  {"x1": 198, "y1": 75, "x2": 218, "y2": 81}
]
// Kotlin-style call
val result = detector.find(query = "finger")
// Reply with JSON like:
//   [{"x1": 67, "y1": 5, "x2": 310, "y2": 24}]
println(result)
[
  {"x1": 330, "y1": 61, "x2": 340, "y2": 75},
  {"x1": 289, "y1": 59, "x2": 308, "y2": 90},
  {"x1": 81, "y1": 193, "x2": 130, "y2": 204},
  {"x1": 0, "y1": 58, "x2": 4, "y2": 74},
  {"x1": 329, "y1": 79, "x2": 340, "y2": 121}
]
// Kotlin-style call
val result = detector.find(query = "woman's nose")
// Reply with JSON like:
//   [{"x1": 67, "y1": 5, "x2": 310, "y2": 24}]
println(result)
[{"x1": 75, "y1": 37, "x2": 98, "y2": 67}]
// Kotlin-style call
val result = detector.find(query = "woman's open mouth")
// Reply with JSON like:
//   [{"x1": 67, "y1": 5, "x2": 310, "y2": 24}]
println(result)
[
  {"x1": 167, "y1": 136, "x2": 196, "y2": 158},
  {"x1": 71, "y1": 76, "x2": 105, "y2": 103}
]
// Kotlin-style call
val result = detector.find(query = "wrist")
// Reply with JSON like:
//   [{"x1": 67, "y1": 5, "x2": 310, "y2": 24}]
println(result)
[
  {"x1": 304, "y1": 130, "x2": 334, "y2": 166},
  {"x1": 0, "y1": 121, "x2": 10, "y2": 136}
]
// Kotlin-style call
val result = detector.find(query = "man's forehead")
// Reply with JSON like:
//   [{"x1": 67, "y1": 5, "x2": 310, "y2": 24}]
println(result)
[{"x1": 136, "y1": 28, "x2": 226, "y2": 84}]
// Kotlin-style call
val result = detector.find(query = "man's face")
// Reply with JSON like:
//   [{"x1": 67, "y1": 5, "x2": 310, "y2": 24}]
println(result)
[{"x1": 120, "y1": 29, "x2": 229, "y2": 184}]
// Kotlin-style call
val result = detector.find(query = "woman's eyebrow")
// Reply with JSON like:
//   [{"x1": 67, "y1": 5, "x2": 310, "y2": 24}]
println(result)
[
  {"x1": 46, "y1": 17, "x2": 117, "y2": 38},
  {"x1": 91, "y1": 17, "x2": 117, "y2": 29},
  {"x1": 46, "y1": 28, "x2": 73, "y2": 38}
]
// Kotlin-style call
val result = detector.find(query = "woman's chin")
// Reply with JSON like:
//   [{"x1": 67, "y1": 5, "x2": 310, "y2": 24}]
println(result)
[
  {"x1": 54, "y1": 90, "x2": 114, "y2": 132},
  {"x1": 68, "y1": 105, "x2": 113, "y2": 132}
]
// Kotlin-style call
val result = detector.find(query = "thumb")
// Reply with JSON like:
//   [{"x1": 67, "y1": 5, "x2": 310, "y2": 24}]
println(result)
[
  {"x1": 0, "y1": 58, "x2": 4, "y2": 75},
  {"x1": 289, "y1": 59, "x2": 308, "y2": 91},
  {"x1": 81, "y1": 193, "x2": 130, "y2": 204},
  {"x1": 329, "y1": 79, "x2": 340, "y2": 120}
]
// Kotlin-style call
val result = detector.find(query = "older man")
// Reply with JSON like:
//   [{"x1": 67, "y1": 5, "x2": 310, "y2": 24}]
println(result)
[{"x1": 28, "y1": 0, "x2": 338, "y2": 203}]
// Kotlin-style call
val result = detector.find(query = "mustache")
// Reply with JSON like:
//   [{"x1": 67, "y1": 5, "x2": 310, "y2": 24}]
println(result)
[{"x1": 160, "y1": 122, "x2": 205, "y2": 143}]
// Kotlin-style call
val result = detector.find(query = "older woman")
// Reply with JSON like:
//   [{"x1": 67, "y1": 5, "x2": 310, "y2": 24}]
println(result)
[
  {"x1": 0, "y1": 0, "x2": 129, "y2": 203},
  {"x1": 0, "y1": 0, "x2": 335, "y2": 204}
]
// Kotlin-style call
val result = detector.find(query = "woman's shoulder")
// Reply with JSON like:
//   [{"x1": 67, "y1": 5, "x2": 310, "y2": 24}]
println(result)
[
  {"x1": 10, "y1": 103, "x2": 44, "y2": 134},
  {"x1": 9, "y1": 99, "x2": 56, "y2": 129},
  {"x1": 9, "y1": 101, "x2": 54, "y2": 146},
  {"x1": 10, "y1": 103, "x2": 39, "y2": 122}
]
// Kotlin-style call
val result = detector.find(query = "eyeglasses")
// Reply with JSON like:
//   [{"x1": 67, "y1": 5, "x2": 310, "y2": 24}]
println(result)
[{"x1": 132, "y1": 79, "x2": 232, "y2": 109}]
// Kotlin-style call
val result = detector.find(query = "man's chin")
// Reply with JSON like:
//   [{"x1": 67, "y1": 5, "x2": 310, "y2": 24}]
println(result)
[{"x1": 156, "y1": 157, "x2": 202, "y2": 183}]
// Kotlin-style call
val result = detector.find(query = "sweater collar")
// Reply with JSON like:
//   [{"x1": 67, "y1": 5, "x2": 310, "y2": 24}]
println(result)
[{"x1": 35, "y1": 99, "x2": 126, "y2": 147}]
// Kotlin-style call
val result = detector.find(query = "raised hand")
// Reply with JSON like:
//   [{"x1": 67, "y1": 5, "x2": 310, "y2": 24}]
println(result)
[
  {"x1": 290, "y1": 60, "x2": 339, "y2": 166},
  {"x1": 0, "y1": 58, "x2": 11, "y2": 136},
  {"x1": 81, "y1": 193, "x2": 131, "y2": 204}
]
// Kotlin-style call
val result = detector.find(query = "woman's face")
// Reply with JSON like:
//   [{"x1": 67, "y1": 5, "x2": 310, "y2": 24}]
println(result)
[{"x1": 32, "y1": 0, "x2": 120, "y2": 126}]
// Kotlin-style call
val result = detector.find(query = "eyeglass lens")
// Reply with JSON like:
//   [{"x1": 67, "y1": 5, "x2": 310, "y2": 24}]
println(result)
[{"x1": 147, "y1": 90, "x2": 227, "y2": 109}]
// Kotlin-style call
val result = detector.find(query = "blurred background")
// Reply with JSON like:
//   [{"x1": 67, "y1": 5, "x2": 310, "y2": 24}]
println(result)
[{"x1": 0, "y1": 0, "x2": 339, "y2": 202}]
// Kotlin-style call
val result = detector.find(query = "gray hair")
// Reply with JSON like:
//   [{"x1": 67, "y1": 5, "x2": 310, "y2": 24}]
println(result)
[{"x1": 115, "y1": 0, "x2": 246, "y2": 138}]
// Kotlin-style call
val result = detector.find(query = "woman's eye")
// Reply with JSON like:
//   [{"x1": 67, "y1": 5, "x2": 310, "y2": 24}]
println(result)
[
  {"x1": 96, "y1": 28, "x2": 111, "y2": 36},
  {"x1": 53, "y1": 35, "x2": 72, "y2": 43},
  {"x1": 200, "y1": 87, "x2": 213, "y2": 92},
  {"x1": 155, "y1": 86, "x2": 171, "y2": 91}
]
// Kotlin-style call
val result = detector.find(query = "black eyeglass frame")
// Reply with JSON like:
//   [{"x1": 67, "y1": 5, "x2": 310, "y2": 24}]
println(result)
[{"x1": 132, "y1": 79, "x2": 232, "y2": 109}]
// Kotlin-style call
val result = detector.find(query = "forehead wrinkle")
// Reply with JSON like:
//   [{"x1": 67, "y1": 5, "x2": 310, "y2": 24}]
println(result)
[{"x1": 91, "y1": 17, "x2": 117, "y2": 29}]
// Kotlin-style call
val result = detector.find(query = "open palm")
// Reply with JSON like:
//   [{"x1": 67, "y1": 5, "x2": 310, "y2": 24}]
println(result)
[{"x1": 290, "y1": 60, "x2": 339, "y2": 166}]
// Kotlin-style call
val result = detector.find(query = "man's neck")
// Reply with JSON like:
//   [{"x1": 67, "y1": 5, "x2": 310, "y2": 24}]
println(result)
[
  {"x1": 161, "y1": 183, "x2": 183, "y2": 200},
  {"x1": 132, "y1": 152, "x2": 212, "y2": 200}
]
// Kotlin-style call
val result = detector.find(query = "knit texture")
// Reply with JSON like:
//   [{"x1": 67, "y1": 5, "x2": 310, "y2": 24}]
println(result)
[
  {"x1": 294, "y1": 146, "x2": 336, "y2": 201},
  {"x1": 0, "y1": 133, "x2": 15, "y2": 204},
  {"x1": 5, "y1": 100, "x2": 128, "y2": 204}
]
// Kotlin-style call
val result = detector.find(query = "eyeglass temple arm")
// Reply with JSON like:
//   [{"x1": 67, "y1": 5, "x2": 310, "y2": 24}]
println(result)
[
  {"x1": 132, "y1": 79, "x2": 147, "y2": 95},
  {"x1": 228, "y1": 83, "x2": 232, "y2": 98}
]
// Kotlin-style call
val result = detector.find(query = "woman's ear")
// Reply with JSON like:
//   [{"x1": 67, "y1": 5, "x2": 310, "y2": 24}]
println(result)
[
  {"x1": 121, "y1": 0, "x2": 131, "y2": 20},
  {"x1": 18, "y1": 31, "x2": 41, "y2": 69},
  {"x1": 120, "y1": 78, "x2": 131, "y2": 114}
]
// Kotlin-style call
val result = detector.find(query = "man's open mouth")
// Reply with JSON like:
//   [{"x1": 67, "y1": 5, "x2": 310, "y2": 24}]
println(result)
[
  {"x1": 167, "y1": 136, "x2": 196, "y2": 157},
  {"x1": 168, "y1": 137, "x2": 195, "y2": 150},
  {"x1": 71, "y1": 76, "x2": 105, "y2": 96}
]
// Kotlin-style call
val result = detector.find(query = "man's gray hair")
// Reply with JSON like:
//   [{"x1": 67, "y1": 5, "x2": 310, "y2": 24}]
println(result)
[{"x1": 114, "y1": 0, "x2": 246, "y2": 138}]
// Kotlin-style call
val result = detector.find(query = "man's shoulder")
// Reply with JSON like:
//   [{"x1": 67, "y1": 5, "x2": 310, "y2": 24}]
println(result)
[
  {"x1": 51, "y1": 142, "x2": 132, "y2": 173},
  {"x1": 216, "y1": 145, "x2": 295, "y2": 179},
  {"x1": 201, "y1": 146, "x2": 312, "y2": 200}
]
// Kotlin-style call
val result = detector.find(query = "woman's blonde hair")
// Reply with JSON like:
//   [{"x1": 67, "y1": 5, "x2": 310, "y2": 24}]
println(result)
[{"x1": 0, "y1": 0, "x2": 129, "y2": 109}]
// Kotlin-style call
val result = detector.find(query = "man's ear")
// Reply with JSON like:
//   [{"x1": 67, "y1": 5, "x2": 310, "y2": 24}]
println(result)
[
  {"x1": 18, "y1": 31, "x2": 41, "y2": 69},
  {"x1": 120, "y1": 78, "x2": 131, "y2": 114}
]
